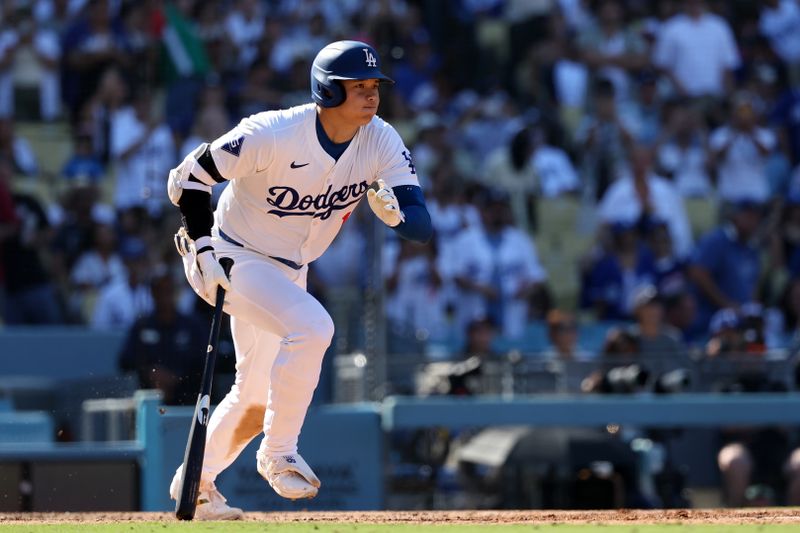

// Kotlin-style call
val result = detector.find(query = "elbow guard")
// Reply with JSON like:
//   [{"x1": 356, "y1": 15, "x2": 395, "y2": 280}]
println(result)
[{"x1": 167, "y1": 143, "x2": 227, "y2": 206}]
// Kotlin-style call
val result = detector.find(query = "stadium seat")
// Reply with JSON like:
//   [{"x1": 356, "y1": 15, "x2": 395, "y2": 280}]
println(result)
[
  {"x1": 493, "y1": 322, "x2": 549, "y2": 355},
  {"x1": 0, "y1": 412, "x2": 54, "y2": 443}
]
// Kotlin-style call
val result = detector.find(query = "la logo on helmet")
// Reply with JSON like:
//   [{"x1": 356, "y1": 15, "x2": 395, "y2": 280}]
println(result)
[{"x1": 363, "y1": 48, "x2": 377, "y2": 67}]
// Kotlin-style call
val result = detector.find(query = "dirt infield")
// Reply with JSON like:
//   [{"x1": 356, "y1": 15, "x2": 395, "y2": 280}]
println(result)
[{"x1": 1, "y1": 509, "x2": 800, "y2": 525}]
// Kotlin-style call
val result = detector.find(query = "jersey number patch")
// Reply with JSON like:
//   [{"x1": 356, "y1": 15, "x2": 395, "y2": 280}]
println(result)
[{"x1": 221, "y1": 134, "x2": 245, "y2": 157}]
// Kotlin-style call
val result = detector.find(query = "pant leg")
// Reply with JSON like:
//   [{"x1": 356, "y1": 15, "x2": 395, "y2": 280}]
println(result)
[
  {"x1": 180, "y1": 243, "x2": 333, "y2": 474},
  {"x1": 214, "y1": 251, "x2": 334, "y2": 457},
  {"x1": 200, "y1": 315, "x2": 281, "y2": 481}
]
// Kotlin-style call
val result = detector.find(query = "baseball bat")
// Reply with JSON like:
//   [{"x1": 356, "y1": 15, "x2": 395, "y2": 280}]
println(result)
[{"x1": 175, "y1": 257, "x2": 234, "y2": 520}]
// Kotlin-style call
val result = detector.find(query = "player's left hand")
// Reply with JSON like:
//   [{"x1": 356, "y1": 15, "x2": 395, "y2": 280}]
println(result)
[
  {"x1": 367, "y1": 179, "x2": 405, "y2": 227},
  {"x1": 193, "y1": 244, "x2": 231, "y2": 303}
]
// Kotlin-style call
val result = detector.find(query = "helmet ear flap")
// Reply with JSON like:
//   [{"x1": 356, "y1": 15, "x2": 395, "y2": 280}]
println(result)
[
  {"x1": 329, "y1": 79, "x2": 345, "y2": 106},
  {"x1": 312, "y1": 78, "x2": 346, "y2": 108}
]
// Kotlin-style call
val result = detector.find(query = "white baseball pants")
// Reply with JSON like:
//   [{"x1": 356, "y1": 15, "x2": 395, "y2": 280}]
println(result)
[{"x1": 179, "y1": 237, "x2": 334, "y2": 482}]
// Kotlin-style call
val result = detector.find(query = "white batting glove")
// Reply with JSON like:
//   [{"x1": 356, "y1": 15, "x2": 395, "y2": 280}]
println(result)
[
  {"x1": 367, "y1": 179, "x2": 405, "y2": 227},
  {"x1": 190, "y1": 236, "x2": 231, "y2": 302}
]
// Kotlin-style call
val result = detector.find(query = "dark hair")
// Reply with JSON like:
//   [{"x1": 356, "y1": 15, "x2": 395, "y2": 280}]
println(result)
[
  {"x1": 593, "y1": 78, "x2": 616, "y2": 99},
  {"x1": 509, "y1": 127, "x2": 532, "y2": 171},
  {"x1": 466, "y1": 318, "x2": 497, "y2": 340}
]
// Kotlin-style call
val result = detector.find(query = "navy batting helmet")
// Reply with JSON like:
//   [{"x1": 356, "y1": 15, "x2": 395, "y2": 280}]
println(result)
[{"x1": 310, "y1": 40, "x2": 394, "y2": 108}]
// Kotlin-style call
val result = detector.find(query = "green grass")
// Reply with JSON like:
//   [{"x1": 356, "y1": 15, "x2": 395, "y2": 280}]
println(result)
[{"x1": 1, "y1": 525, "x2": 799, "y2": 533}]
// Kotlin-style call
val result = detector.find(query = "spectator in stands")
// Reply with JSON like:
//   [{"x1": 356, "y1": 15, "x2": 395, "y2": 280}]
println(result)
[
  {"x1": 1, "y1": 159, "x2": 62, "y2": 324},
  {"x1": 575, "y1": 78, "x2": 633, "y2": 201},
  {"x1": 385, "y1": 238, "x2": 448, "y2": 343},
  {"x1": 427, "y1": 165, "x2": 476, "y2": 268},
  {"x1": 704, "y1": 308, "x2": 744, "y2": 357},
  {"x1": 460, "y1": 91, "x2": 523, "y2": 168},
  {"x1": 391, "y1": 32, "x2": 440, "y2": 109},
  {"x1": 62, "y1": 132, "x2": 104, "y2": 183},
  {"x1": 69, "y1": 221, "x2": 126, "y2": 320},
  {"x1": 463, "y1": 318, "x2": 499, "y2": 361},
  {"x1": 0, "y1": 8, "x2": 18, "y2": 119},
  {"x1": 652, "y1": 0, "x2": 740, "y2": 99},
  {"x1": 81, "y1": 66, "x2": 128, "y2": 166},
  {"x1": 765, "y1": 195, "x2": 800, "y2": 308},
  {"x1": 581, "y1": 327, "x2": 645, "y2": 393},
  {"x1": 161, "y1": 0, "x2": 212, "y2": 139},
  {"x1": 709, "y1": 92, "x2": 777, "y2": 206},
  {"x1": 621, "y1": 70, "x2": 663, "y2": 147},
  {"x1": 481, "y1": 126, "x2": 538, "y2": 232},
  {"x1": 180, "y1": 104, "x2": 230, "y2": 166},
  {"x1": 111, "y1": 90, "x2": 175, "y2": 218},
  {"x1": 0, "y1": 3, "x2": 61, "y2": 121},
  {"x1": 61, "y1": 0, "x2": 129, "y2": 123},
  {"x1": 629, "y1": 284, "x2": 686, "y2": 358},
  {"x1": 119, "y1": 268, "x2": 208, "y2": 405},
  {"x1": 655, "y1": 99, "x2": 712, "y2": 198},
  {"x1": 238, "y1": 60, "x2": 282, "y2": 116},
  {"x1": 118, "y1": 1, "x2": 160, "y2": 93},
  {"x1": 647, "y1": 219, "x2": 689, "y2": 296},
  {"x1": 759, "y1": 0, "x2": 800, "y2": 81},
  {"x1": 50, "y1": 183, "x2": 103, "y2": 292},
  {"x1": 225, "y1": 0, "x2": 266, "y2": 70},
  {"x1": 584, "y1": 220, "x2": 656, "y2": 320},
  {"x1": 542, "y1": 309, "x2": 590, "y2": 360},
  {"x1": 90, "y1": 237, "x2": 153, "y2": 330},
  {"x1": 770, "y1": 84, "x2": 800, "y2": 166},
  {"x1": 532, "y1": 121, "x2": 580, "y2": 200},
  {"x1": 449, "y1": 189, "x2": 549, "y2": 338},
  {"x1": 598, "y1": 145, "x2": 693, "y2": 258},
  {"x1": 552, "y1": 34, "x2": 590, "y2": 137},
  {"x1": 577, "y1": 0, "x2": 647, "y2": 103},
  {"x1": 662, "y1": 288, "x2": 698, "y2": 344},
  {"x1": 689, "y1": 200, "x2": 764, "y2": 333},
  {"x1": 0, "y1": 118, "x2": 38, "y2": 176}
]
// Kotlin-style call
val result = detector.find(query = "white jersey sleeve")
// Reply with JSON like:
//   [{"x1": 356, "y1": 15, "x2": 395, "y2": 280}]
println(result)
[
  {"x1": 373, "y1": 122, "x2": 421, "y2": 189},
  {"x1": 207, "y1": 115, "x2": 276, "y2": 181},
  {"x1": 167, "y1": 114, "x2": 275, "y2": 207}
]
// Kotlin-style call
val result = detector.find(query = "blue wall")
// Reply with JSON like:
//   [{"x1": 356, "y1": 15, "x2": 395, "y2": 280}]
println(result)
[{"x1": 153, "y1": 403, "x2": 383, "y2": 511}]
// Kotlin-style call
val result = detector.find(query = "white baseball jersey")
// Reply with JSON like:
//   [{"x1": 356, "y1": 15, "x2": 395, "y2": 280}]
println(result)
[{"x1": 205, "y1": 103, "x2": 419, "y2": 265}]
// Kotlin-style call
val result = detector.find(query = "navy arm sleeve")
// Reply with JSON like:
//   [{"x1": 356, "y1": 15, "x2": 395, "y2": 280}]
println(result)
[{"x1": 392, "y1": 185, "x2": 433, "y2": 244}]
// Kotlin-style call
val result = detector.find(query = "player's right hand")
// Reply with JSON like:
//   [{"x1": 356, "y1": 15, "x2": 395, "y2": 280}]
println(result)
[{"x1": 191, "y1": 238, "x2": 231, "y2": 302}]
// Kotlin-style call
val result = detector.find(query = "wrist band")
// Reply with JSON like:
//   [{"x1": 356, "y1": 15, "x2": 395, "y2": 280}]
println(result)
[{"x1": 197, "y1": 246, "x2": 214, "y2": 255}]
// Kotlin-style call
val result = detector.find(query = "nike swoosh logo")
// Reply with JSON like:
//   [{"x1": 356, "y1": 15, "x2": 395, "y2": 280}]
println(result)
[{"x1": 290, "y1": 161, "x2": 309, "y2": 169}]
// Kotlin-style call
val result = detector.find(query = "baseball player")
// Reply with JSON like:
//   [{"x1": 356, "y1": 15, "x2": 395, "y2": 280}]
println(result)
[{"x1": 166, "y1": 40, "x2": 432, "y2": 520}]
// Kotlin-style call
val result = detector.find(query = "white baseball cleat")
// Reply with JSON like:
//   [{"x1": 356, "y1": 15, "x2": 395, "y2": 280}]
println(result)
[
  {"x1": 257, "y1": 453, "x2": 321, "y2": 500},
  {"x1": 169, "y1": 471, "x2": 244, "y2": 520}
]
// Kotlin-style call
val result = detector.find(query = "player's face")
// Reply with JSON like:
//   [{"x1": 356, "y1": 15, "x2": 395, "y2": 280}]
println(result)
[{"x1": 340, "y1": 79, "x2": 381, "y2": 125}]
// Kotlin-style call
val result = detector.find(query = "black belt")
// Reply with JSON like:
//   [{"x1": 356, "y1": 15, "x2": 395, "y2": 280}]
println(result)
[{"x1": 218, "y1": 229, "x2": 303, "y2": 271}]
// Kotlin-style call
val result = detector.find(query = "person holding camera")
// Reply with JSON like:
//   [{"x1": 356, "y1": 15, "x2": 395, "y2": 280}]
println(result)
[{"x1": 709, "y1": 92, "x2": 775, "y2": 206}]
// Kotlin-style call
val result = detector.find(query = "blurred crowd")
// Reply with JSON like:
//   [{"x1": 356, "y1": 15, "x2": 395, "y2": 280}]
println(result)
[
  {"x1": 1, "y1": 0, "x2": 800, "y2": 509},
  {"x1": 0, "y1": 0, "x2": 799, "y2": 362}
]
